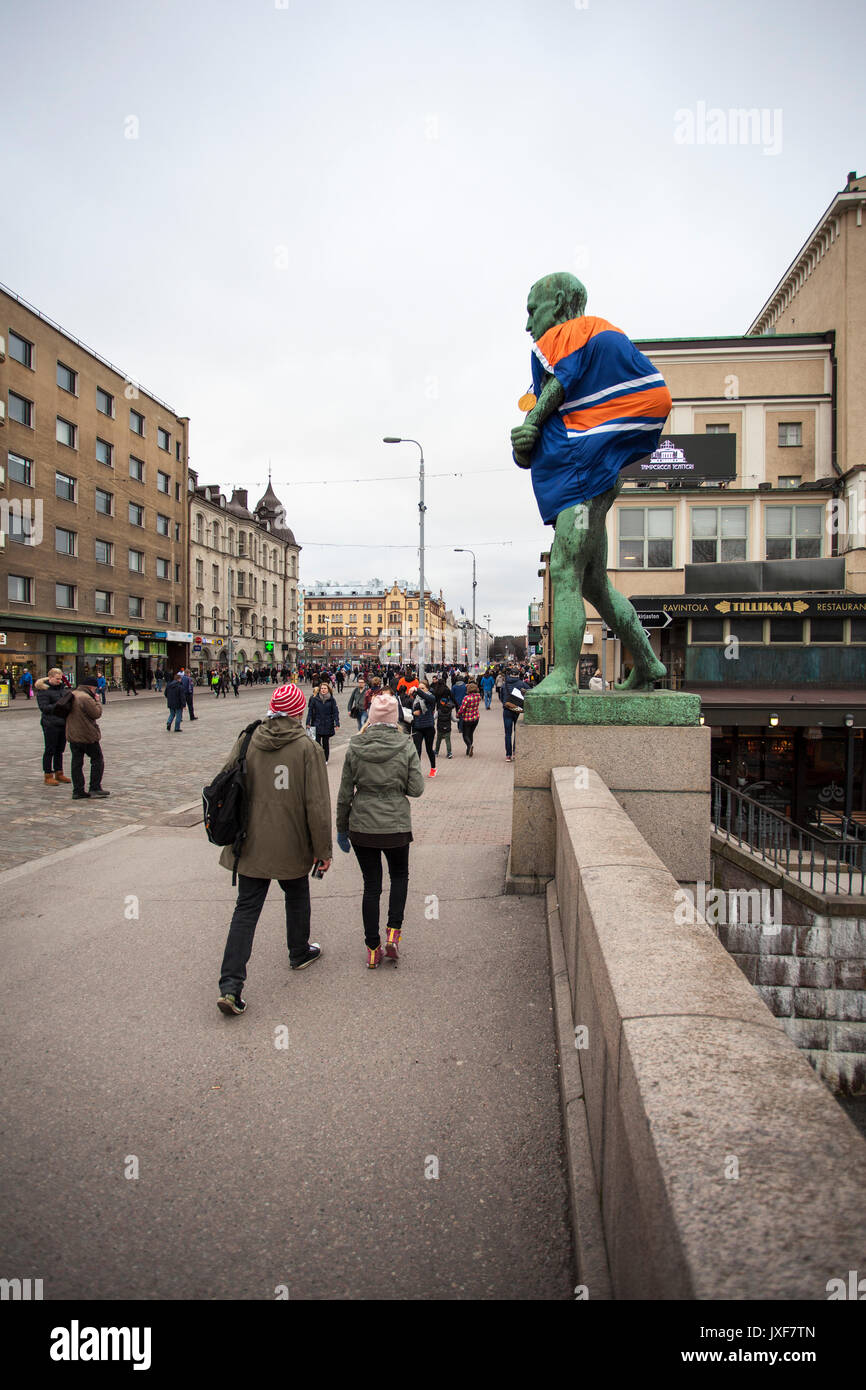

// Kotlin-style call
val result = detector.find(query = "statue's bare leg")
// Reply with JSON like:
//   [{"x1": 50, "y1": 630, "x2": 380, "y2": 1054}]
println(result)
[
  {"x1": 581, "y1": 493, "x2": 666, "y2": 690},
  {"x1": 531, "y1": 503, "x2": 592, "y2": 693}
]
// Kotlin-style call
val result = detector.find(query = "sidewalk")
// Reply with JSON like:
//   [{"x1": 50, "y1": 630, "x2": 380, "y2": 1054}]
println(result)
[{"x1": 0, "y1": 702, "x2": 574, "y2": 1300}]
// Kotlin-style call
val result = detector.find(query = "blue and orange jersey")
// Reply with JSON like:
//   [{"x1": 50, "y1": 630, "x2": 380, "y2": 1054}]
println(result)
[{"x1": 518, "y1": 315, "x2": 672, "y2": 524}]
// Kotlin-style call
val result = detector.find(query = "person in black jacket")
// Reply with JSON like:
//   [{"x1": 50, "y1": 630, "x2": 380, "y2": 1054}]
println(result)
[
  {"x1": 306, "y1": 682, "x2": 340, "y2": 762},
  {"x1": 411, "y1": 679, "x2": 437, "y2": 777},
  {"x1": 432, "y1": 680, "x2": 455, "y2": 759},
  {"x1": 35, "y1": 669, "x2": 72, "y2": 785},
  {"x1": 165, "y1": 673, "x2": 185, "y2": 732}
]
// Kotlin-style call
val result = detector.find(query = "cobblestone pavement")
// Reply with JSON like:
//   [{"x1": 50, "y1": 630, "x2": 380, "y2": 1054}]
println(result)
[{"x1": 0, "y1": 685, "x2": 517, "y2": 869}]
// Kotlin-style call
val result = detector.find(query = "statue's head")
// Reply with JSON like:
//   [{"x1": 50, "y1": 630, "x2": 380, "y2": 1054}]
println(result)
[{"x1": 525, "y1": 272, "x2": 587, "y2": 340}]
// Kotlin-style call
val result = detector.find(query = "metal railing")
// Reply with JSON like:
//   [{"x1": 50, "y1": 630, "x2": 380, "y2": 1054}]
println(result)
[{"x1": 711, "y1": 777, "x2": 866, "y2": 896}]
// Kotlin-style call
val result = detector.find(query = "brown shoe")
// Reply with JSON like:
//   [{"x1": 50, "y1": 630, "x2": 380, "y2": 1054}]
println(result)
[
  {"x1": 54, "y1": 772, "x2": 71, "y2": 783},
  {"x1": 44, "y1": 774, "x2": 58, "y2": 786}
]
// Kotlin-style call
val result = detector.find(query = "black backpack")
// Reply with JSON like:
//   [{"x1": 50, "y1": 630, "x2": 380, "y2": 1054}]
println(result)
[
  {"x1": 54, "y1": 688, "x2": 75, "y2": 719},
  {"x1": 202, "y1": 720, "x2": 262, "y2": 884}
]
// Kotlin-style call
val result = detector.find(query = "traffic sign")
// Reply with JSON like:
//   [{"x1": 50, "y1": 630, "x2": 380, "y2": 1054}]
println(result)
[{"x1": 633, "y1": 609, "x2": 672, "y2": 629}]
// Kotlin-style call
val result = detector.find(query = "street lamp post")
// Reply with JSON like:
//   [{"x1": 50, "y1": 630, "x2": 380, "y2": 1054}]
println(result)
[
  {"x1": 454, "y1": 548, "x2": 477, "y2": 672},
  {"x1": 383, "y1": 437, "x2": 426, "y2": 680},
  {"x1": 227, "y1": 567, "x2": 234, "y2": 673}
]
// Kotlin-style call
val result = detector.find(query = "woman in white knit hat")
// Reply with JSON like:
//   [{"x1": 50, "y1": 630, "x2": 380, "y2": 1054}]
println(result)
[{"x1": 336, "y1": 691, "x2": 424, "y2": 968}]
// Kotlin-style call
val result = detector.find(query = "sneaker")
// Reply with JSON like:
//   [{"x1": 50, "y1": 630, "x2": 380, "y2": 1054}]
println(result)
[
  {"x1": 217, "y1": 993, "x2": 246, "y2": 1015},
  {"x1": 90, "y1": 789, "x2": 111, "y2": 798},
  {"x1": 385, "y1": 927, "x2": 401, "y2": 964},
  {"x1": 290, "y1": 943, "x2": 322, "y2": 971},
  {"x1": 446, "y1": 753, "x2": 452, "y2": 759},
  {"x1": 166, "y1": 723, "x2": 171, "y2": 731},
  {"x1": 366, "y1": 945, "x2": 383, "y2": 969},
  {"x1": 428, "y1": 768, "x2": 437, "y2": 778},
  {"x1": 505, "y1": 755, "x2": 512, "y2": 762},
  {"x1": 72, "y1": 791, "x2": 90, "y2": 799}
]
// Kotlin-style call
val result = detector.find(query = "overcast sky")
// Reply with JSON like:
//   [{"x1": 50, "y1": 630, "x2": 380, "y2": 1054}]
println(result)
[{"x1": 3, "y1": 0, "x2": 864, "y2": 632}]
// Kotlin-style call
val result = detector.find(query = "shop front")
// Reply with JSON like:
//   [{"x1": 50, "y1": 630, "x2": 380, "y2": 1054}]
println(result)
[{"x1": 0, "y1": 628, "x2": 47, "y2": 691}]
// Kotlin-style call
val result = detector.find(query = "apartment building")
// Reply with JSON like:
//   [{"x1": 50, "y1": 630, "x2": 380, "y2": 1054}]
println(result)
[
  {"x1": 188, "y1": 476, "x2": 300, "y2": 673},
  {"x1": 303, "y1": 578, "x2": 448, "y2": 666},
  {"x1": 0, "y1": 284, "x2": 190, "y2": 685}
]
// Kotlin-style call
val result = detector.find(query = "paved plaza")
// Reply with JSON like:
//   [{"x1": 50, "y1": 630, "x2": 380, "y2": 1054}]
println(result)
[{"x1": 0, "y1": 688, "x2": 574, "y2": 1300}]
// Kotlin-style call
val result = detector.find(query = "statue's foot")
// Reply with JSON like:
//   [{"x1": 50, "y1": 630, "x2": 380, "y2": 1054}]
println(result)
[
  {"x1": 529, "y1": 669, "x2": 577, "y2": 696},
  {"x1": 614, "y1": 658, "x2": 667, "y2": 692}
]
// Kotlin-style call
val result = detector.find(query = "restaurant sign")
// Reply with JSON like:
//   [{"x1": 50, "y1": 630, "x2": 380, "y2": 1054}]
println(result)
[{"x1": 632, "y1": 594, "x2": 866, "y2": 619}]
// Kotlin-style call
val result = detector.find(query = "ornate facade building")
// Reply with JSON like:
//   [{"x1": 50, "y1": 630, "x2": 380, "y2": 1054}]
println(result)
[
  {"x1": 303, "y1": 578, "x2": 447, "y2": 665},
  {"x1": 188, "y1": 472, "x2": 300, "y2": 672}
]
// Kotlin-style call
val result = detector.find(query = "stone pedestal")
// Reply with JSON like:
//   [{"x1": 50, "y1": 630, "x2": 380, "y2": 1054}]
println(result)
[{"x1": 507, "y1": 690, "x2": 710, "y2": 894}]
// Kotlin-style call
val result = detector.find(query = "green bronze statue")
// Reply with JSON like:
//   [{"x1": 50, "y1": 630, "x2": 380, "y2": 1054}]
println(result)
[{"x1": 511, "y1": 271, "x2": 672, "y2": 693}]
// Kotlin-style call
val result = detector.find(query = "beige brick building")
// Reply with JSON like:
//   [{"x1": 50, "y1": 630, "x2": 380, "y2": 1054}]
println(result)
[
  {"x1": 188, "y1": 476, "x2": 300, "y2": 673},
  {"x1": 304, "y1": 578, "x2": 448, "y2": 666},
  {"x1": 1, "y1": 284, "x2": 190, "y2": 687}
]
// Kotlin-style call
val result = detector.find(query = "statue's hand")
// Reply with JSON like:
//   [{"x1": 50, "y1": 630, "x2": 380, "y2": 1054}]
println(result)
[{"x1": 511, "y1": 422, "x2": 539, "y2": 462}]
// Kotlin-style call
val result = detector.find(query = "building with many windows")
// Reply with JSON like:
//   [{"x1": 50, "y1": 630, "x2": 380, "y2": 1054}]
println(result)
[
  {"x1": 303, "y1": 579, "x2": 448, "y2": 666},
  {"x1": 537, "y1": 172, "x2": 866, "y2": 827},
  {"x1": 188, "y1": 475, "x2": 300, "y2": 673},
  {"x1": 0, "y1": 284, "x2": 190, "y2": 686}
]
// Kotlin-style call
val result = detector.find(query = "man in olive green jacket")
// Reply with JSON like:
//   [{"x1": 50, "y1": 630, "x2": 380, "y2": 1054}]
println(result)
[{"x1": 217, "y1": 683, "x2": 332, "y2": 1015}]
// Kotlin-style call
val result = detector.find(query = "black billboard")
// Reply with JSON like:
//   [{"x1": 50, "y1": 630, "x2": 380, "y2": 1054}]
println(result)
[{"x1": 621, "y1": 434, "x2": 736, "y2": 482}]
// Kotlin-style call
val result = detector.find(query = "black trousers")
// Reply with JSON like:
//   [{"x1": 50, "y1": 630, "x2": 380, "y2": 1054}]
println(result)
[
  {"x1": 219, "y1": 874, "x2": 312, "y2": 997},
  {"x1": 462, "y1": 719, "x2": 479, "y2": 749},
  {"x1": 69, "y1": 740, "x2": 104, "y2": 793},
  {"x1": 352, "y1": 843, "x2": 410, "y2": 947},
  {"x1": 41, "y1": 723, "x2": 66, "y2": 773},
  {"x1": 412, "y1": 726, "x2": 436, "y2": 769},
  {"x1": 185, "y1": 693, "x2": 195, "y2": 719},
  {"x1": 315, "y1": 732, "x2": 331, "y2": 761}
]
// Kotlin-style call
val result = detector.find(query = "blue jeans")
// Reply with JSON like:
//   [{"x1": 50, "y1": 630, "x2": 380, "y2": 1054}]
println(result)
[
  {"x1": 167, "y1": 707, "x2": 182, "y2": 730},
  {"x1": 503, "y1": 711, "x2": 519, "y2": 757},
  {"x1": 484, "y1": 691, "x2": 492, "y2": 708}
]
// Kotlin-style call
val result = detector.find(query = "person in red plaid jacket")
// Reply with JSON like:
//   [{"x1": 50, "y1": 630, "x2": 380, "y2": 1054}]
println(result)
[{"x1": 457, "y1": 682, "x2": 481, "y2": 756}]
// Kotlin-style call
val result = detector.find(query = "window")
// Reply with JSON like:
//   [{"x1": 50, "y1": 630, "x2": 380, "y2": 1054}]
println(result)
[
  {"x1": 765, "y1": 505, "x2": 822, "y2": 560},
  {"x1": 157, "y1": 470, "x2": 170, "y2": 494},
  {"x1": 705, "y1": 423, "x2": 730, "y2": 434},
  {"x1": 129, "y1": 549, "x2": 145, "y2": 573},
  {"x1": 212, "y1": 521, "x2": 220, "y2": 549},
  {"x1": 7, "y1": 451, "x2": 32, "y2": 485},
  {"x1": 9, "y1": 330, "x2": 33, "y2": 367},
  {"x1": 129, "y1": 596, "x2": 143, "y2": 618},
  {"x1": 55, "y1": 471, "x2": 76, "y2": 501},
  {"x1": 810, "y1": 618, "x2": 844, "y2": 644},
  {"x1": 196, "y1": 558, "x2": 205, "y2": 589},
  {"x1": 96, "y1": 387, "x2": 114, "y2": 417},
  {"x1": 174, "y1": 562, "x2": 180, "y2": 583},
  {"x1": 56, "y1": 583, "x2": 76, "y2": 609},
  {"x1": 129, "y1": 502, "x2": 145, "y2": 527},
  {"x1": 95, "y1": 487, "x2": 113, "y2": 516},
  {"x1": 130, "y1": 408, "x2": 145, "y2": 435},
  {"x1": 728, "y1": 616, "x2": 763, "y2": 643},
  {"x1": 157, "y1": 427, "x2": 170, "y2": 451},
  {"x1": 174, "y1": 482, "x2": 181, "y2": 501},
  {"x1": 770, "y1": 618, "x2": 803, "y2": 642},
  {"x1": 96, "y1": 437, "x2": 113, "y2": 467},
  {"x1": 209, "y1": 606, "x2": 218, "y2": 631},
  {"x1": 8, "y1": 391, "x2": 33, "y2": 426},
  {"x1": 195, "y1": 513, "x2": 204, "y2": 543},
  {"x1": 156, "y1": 557, "x2": 170, "y2": 580},
  {"x1": 777, "y1": 476, "x2": 801, "y2": 489},
  {"x1": 7, "y1": 507, "x2": 36, "y2": 543},
  {"x1": 95, "y1": 539, "x2": 113, "y2": 565},
  {"x1": 618, "y1": 508, "x2": 674, "y2": 568},
  {"x1": 778, "y1": 423, "x2": 802, "y2": 447},
  {"x1": 156, "y1": 513, "x2": 169, "y2": 537},
  {"x1": 691, "y1": 507, "x2": 748, "y2": 564},
  {"x1": 174, "y1": 522, "x2": 181, "y2": 542},
  {"x1": 129, "y1": 456, "x2": 145, "y2": 482},
  {"x1": 8, "y1": 574, "x2": 33, "y2": 603},
  {"x1": 156, "y1": 600, "x2": 170, "y2": 621},
  {"x1": 175, "y1": 440, "x2": 182, "y2": 461},
  {"x1": 273, "y1": 584, "x2": 277, "y2": 607},
  {"x1": 212, "y1": 565, "x2": 219, "y2": 592},
  {"x1": 57, "y1": 362, "x2": 77, "y2": 394},
  {"x1": 95, "y1": 590, "x2": 112, "y2": 614},
  {"x1": 55, "y1": 527, "x2": 76, "y2": 556},
  {"x1": 56, "y1": 416, "x2": 77, "y2": 448}
]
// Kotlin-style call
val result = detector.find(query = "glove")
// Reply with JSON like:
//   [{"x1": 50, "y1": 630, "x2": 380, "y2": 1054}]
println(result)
[{"x1": 337, "y1": 831, "x2": 351, "y2": 854}]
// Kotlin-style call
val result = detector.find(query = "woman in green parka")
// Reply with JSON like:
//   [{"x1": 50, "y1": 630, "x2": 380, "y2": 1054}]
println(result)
[{"x1": 336, "y1": 690, "x2": 424, "y2": 969}]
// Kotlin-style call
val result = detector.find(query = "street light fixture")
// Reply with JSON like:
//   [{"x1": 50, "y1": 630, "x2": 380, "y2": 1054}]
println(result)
[
  {"x1": 454, "y1": 547, "x2": 477, "y2": 671},
  {"x1": 383, "y1": 437, "x2": 426, "y2": 680}
]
